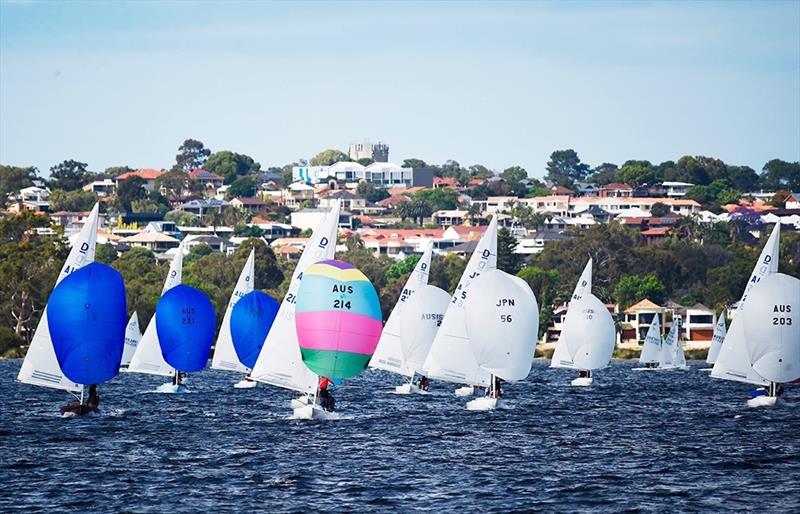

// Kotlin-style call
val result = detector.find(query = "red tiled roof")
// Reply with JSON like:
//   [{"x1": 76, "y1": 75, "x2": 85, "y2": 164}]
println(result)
[
  {"x1": 117, "y1": 168, "x2": 164, "y2": 181},
  {"x1": 188, "y1": 169, "x2": 223, "y2": 180},
  {"x1": 232, "y1": 197, "x2": 266, "y2": 206},
  {"x1": 434, "y1": 177, "x2": 462, "y2": 187},
  {"x1": 641, "y1": 227, "x2": 671, "y2": 236},
  {"x1": 599, "y1": 182, "x2": 634, "y2": 190},
  {"x1": 377, "y1": 195, "x2": 411, "y2": 208}
]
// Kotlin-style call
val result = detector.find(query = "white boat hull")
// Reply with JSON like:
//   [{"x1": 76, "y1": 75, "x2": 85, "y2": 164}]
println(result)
[
  {"x1": 631, "y1": 367, "x2": 660, "y2": 372},
  {"x1": 290, "y1": 396, "x2": 311, "y2": 409},
  {"x1": 292, "y1": 404, "x2": 339, "y2": 420},
  {"x1": 155, "y1": 383, "x2": 187, "y2": 394},
  {"x1": 394, "y1": 383, "x2": 429, "y2": 395},
  {"x1": 455, "y1": 386, "x2": 475, "y2": 397},
  {"x1": 747, "y1": 395, "x2": 779, "y2": 408},
  {"x1": 233, "y1": 379, "x2": 257, "y2": 389},
  {"x1": 571, "y1": 376, "x2": 593, "y2": 387},
  {"x1": 466, "y1": 396, "x2": 507, "y2": 411},
  {"x1": 699, "y1": 367, "x2": 713, "y2": 372}
]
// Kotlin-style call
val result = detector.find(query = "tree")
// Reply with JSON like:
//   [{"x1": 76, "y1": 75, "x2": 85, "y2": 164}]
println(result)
[
  {"x1": 587, "y1": 163, "x2": 619, "y2": 185},
  {"x1": 204, "y1": 151, "x2": 261, "y2": 184},
  {"x1": 185, "y1": 243, "x2": 213, "y2": 263},
  {"x1": 111, "y1": 176, "x2": 148, "y2": 212},
  {"x1": 0, "y1": 165, "x2": 37, "y2": 202},
  {"x1": 614, "y1": 274, "x2": 666, "y2": 309},
  {"x1": 517, "y1": 265, "x2": 562, "y2": 337},
  {"x1": 501, "y1": 166, "x2": 528, "y2": 184},
  {"x1": 165, "y1": 210, "x2": 200, "y2": 226},
  {"x1": 397, "y1": 198, "x2": 433, "y2": 226},
  {"x1": 131, "y1": 198, "x2": 169, "y2": 214},
  {"x1": 156, "y1": 171, "x2": 201, "y2": 200},
  {"x1": 103, "y1": 166, "x2": 133, "y2": 177},
  {"x1": 49, "y1": 190, "x2": 98, "y2": 212},
  {"x1": 671, "y1": 155, "x2": 727, "y2": 186},
  {"x1": 545, "y1": 149, "x2": 590, "y2": 187},
  {"x1": 650, "y1": 202, "x2": 671, "y2": 217},
  {"x1": 357, "y1": 158, "x2": 374, "y2": 166},
  {"x1": 174, "y1": 139, "x2": 211, "y2": 172},
  {"x1": 310, "y1": 149, "x2": 348, "y2": 166},
  {"x1": 402, "y1": 158, "x2": 427, "y2": 169},
  {"x1": 226, "y1": 176, "x2": 257, "y2": 199},
  {"x1": 415, "y1": 188, "x2": 458, "y2": 211},
  {"x1": 616, "y1": 160, "x2": 655, "y2": 186},
  {"x1": 95, "y1": 243, "x2": 118, "y2": 264},
  {"x1": 356, "y1": 182, "x2": 389, "y2": 203},
  {"x1": 497, "y1": 227, "x2": 522, "y2": 274},
  {"x1": 726, "y1": 165, "x2": 759, "y2": 192},
  {"x1": 386, "y1": 253, "x2": 422, "y2": 280},
  {"x1": 759, "y1": 159, "x2": 800, "y2": 191},
  {"x1": 48, "y1": 160, "x2": 90, "y2": 191}
]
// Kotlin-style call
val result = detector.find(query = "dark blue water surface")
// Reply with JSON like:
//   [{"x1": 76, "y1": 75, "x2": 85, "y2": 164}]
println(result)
[{"x1": 1, "y1": 360, "x2": 798, "y2": 513}]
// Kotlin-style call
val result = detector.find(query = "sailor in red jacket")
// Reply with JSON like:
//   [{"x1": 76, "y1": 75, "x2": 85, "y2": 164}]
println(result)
[{"x1": 318, "y1": 376, "x2": 335, "y2": 412}]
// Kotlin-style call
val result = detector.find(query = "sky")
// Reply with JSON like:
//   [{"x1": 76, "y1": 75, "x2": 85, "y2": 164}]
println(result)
[{"x1": 1, "y1": 1, "x2": 799, "y2": 178}]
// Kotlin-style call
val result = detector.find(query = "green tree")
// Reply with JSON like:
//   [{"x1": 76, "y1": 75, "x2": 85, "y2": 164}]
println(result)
[
  {"x1": 310, "y1": 149, "x2": 349, "y2": 166},
  {"x1": 49, "y1": 189, "x2": 98, "y2": 212},
  {"x1": 111, "y1": 176, "x2": 148, "y2": 212},
  {"x1": 415, "y1": 188, "x2": 458, "y2": 211},
  {"x1": 356, "y1": 182, "x2": 390, "y2": 203},
  {"x1": 48, "y1": 160, "x2": 90, "y2": 191},
  {"x1": 204, "y1": 150, "x2": 261, "y2": 185},
  {"x1": 402, "y1": 158, "x2": 427, "y2": 169},
  {"x1": 759, "y1": 159, "x2": 800, "y2": 191},
  {"x1": 0, "y1": 165, "x2": 38, "y2": 202},
  {"x1": 545, "y1": 149, "x2": 590, "y2": 187},
  {"x1": 174, "y1": 138, "x2": 211, "y2": 172},
  {"x1": 397, "y1": 198, "x2": 433, "y2": 226},
  {"x1": 501, "y1": 166, "x2": 528, "y2": 183},
  {"x1": 587, "y1": 163, "x2": 619, "y2": 185},
  {"x1": 226, "y1": 176, "x2": 257, "y2": 198},
  {"x1": 614, "y1": 274, "x2": 667, "y2": 309},
  {"x1": 616, "y1": 160, "x2": 655, "y2": 186},
  {"x1": 386, "y1": 253, "x2": 422, "y2": 280},
  {"x1": 95, "y1": 243, "x2": 118, "y2": 264},
  {"x1": 165, "y1": 210, "x2": 200, "y2": 226},
  {"x1": 649, "y1": 202, "x2": 671, "y2": 217},
  {"x1": 357, "y1": 158, "x2": 374, "y2": 166},
  {"x1": 517, "y1": 266, "x2": 562, "y2": 337},
  {"x1": 726, "y1": 165, "x2": 759, "y2": 192},
  {"x1": 497, "y1": 227, "x2": 522, "y2": 274},
  {"x1": 103, "y1": 166, "x2": 133, "y2": 177},
  {"x1": 156, "y1": 171, "x2": 202, "y2": 200}
]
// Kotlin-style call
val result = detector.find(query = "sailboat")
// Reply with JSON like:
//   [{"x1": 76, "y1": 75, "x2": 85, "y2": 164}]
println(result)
[
  {"x1": 712, "y1": 224, "x2": 798, "y2": 406},
  {"x1": 248, "y1": 201, "x2": 340, "y2": 407},
  {"x1": 550, "y1": 258, "x2": 616, "y2": 386},
  {"x1": 423, "y1": 216, "x2": 498, "y2": 396},
  {"x1": 154, "y1": 283, "x2": 216, "y2": 387},
  {"x1": 657, "y1": 321, "x2": 679, "y2": 370},
  {"x1": 120, "y1": 312, "x2": 142, "y2": 369},
  {"x1": 18, "y1": 203, "x2": 100, "y2": 398},
  {"x1": 632, "y1": 315, "x2": 662, "y2": 371},
  {"x1": 294, "y1": 259, "x2": 383, "y2": 419},
  {"x1": 701, "y1": 312, "x2": 726, "y2": 371},
  {"x1": 126, "y1": 249, "x2": 184, "y2": 392},
  {"x1": 210, "y1": 249, "x2": 259, "y2": 388},
  {"x1": 671, "y1": 323, "x2": 690, "y2": 370},
  {"x1": 463, "y1": 269, "x2": 539, "y2": 410},
  {"x1": 47, "y1": 262, "x2": 128, "y2": 416},
  {"x1": 229, "y1": 290, "x2": 279, "y2": 382},
  {"x1": 368, "y1": 242, "x2": 435, "y2": 394}
]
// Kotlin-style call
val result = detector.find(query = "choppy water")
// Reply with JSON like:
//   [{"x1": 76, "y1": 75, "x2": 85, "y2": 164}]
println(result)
[{"x1": 1, "y1": 360, "x2": 798, "y2": 513}]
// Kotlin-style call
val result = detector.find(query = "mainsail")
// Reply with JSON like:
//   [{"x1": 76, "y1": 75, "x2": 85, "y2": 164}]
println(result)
[
  {"x1": 705, "y1": 312, "x2": 726, "y2": 365},
  {"x1": 638, "y1": 315, "x2": 662, "y2": 364},
  {"x1": 400, "y1": 284, "x2": 450, "y2": 374},
  {"x1": 369, "y1": 242, "x2": 433, "y2": 377},
  {"x1": 126, "y1": 249, "x2": 183, "y2": 377},
  {"x1": 121, "y1": 312, "x2": 142, "y2": 367},
  {"x1": 711, "y1": 224, "x2": 780, "y2": 385},
  {"x1": 659, "y1": 321, "x2": 678, "y2": 369},
  {"x1": 211, "y1": 250, "x2": 255, "y2": 373},
  {"x1": 422, "y1": 216, "x2": 497, "y2": 386},
  {"x1": 249, "y1": 201, "x2": 341, "y2": 394},
  {"x1": 17, "y1": 203, "x2": 100, "y2": 392}
]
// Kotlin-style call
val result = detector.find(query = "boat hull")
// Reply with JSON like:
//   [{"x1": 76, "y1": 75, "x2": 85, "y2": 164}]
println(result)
[
  {"x1": 466, "y1": 397, "x2": 506, "y2": 411},
  {"x1": 747, "y1": 395, "x2": 779, "y2": 408},
  {"x1": 571, "y1": 376, "x2": 593, "y2": 387},
  {"x1": 290, "y1": 396, "x2": 311, "y2": 409},
  {"x1": 394, "y1": 383, "x2": 429, "y2": 395},
  {"x1": 455, "y1": 386, "x2": 475, "y2": 397},
  {"x1": 233, "y1": 379, "x2": 257, "y2": 389},
  {"x1": 155, "y1": 383, "x2": 187, "y2": 394},
  {"x1": 292, "y1": 404, "x2": 339, "y2": 420}
]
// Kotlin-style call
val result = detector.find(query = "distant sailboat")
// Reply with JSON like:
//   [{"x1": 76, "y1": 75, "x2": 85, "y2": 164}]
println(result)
[
  {"x1": 550, "y1": 258, "x2": 616, "y2": 386},
  {"x1": 712, "y1": 222, "x2": 798, "y2": 407},
  {"x1": 126, "y1": 249, "x2": 183, "y2": 391},
  {"x1": 18, "y1": 203, "x2": 100, "y2": 396},
  {"x1": 294, "y1": 260, "x2": 383, "y2": 419},
  {"x1": 632, "y1": 315, "x2": 662, "y2": 371},
  {"x1": 154, "y1": 284, "x2": 216, "y2": 392},
  {"x1": 248, "y1": 201, "x2": 340, "y2": 405},
  {"x1": 120, "y1": 312, "x2": 142, "y2": 369},
  {"x1": 701, "y1": 312, "x2": 727, "y2": 371},
  {"x1": 658, "y1": 321, "x2": 679, "y2": 370},
  {"x1": 463, "y1": 269, "x2": 539, "y2": 410},
  {"x1": 670, "y1": 322, "x2": 690, "y2": 370},
  {"x1": 229, "y1": 290, "x2": 279, "y2": 384},
  {"x1": 210, "y1": 249, "x2": 258, "y2": 388},
  {"x1": 423, "y1": 216, "x2": 497, "y2": 396},
  {"x1": 368, "y1": 242, "x2": 436, "y2": 394}
]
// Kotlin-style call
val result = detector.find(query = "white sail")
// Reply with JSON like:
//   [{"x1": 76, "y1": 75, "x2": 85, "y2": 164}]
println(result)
[
  {"x1": 673, "y1": 331, "x2": 687, "y2": 369},
  {"x1": 659, "y1": 321, "x2": 677, "y2": 369},
  {"x1": 705, "y1": 312, "x2": 726, "y2": 365},
  {"x1": 464, "y1": 269, "x2": 539, "y2": 382},
  {"x1": 422, "y1": 217, "x2": 497, "y2": 386},
  {"x1": 638, "y1": 314, "x2": 661, "y2": 364},
  {"x1": 571, "y1": 258, "x2": 592, "y2": 302},
  {"x1": 400, "y1": 284, "x2": 450, "y2": 373},
  {"x1": 120, "y1": 312, "x2": 142, "y2": 367},
  {"x1": 712, "y1": 224, "x2": 780, "y2": 385},
  {"x1": 561, "y1": 294, "x2": 616, "y2": 371},
  {"x1": 369, "y1": 242, "x2": 433, "y2": 377},
  {"x1": 550, "y1": 258, "x2": 594, "y2": 370},
  {"x1": 17, "y1": 203, "x2": 100, "y2": 392},
  {"x1": 211, "y1": 250, "x2": 255, "y2": 373},
  {"x1": 742, "y1": 273, "x2": 800, "y2": 384},
  {"x1": 249, "y1": 201, "x2": 341, "y2": 394},
  {"x1": 126, "y1": 249, "x2": 183, "y2": 377}
]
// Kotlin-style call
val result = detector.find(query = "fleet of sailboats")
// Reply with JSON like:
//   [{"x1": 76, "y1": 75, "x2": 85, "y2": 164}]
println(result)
[{"x1": 14, "y1": 202, "x2": 800, "y2": 416}]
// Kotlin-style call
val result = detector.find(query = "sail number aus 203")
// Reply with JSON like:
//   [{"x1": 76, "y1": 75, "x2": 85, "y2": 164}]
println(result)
[{"x1": 772, "y1": 304, "x2": 793, "y2": 325}]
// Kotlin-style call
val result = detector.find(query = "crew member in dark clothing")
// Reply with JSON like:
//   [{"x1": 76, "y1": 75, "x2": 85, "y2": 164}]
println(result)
[
  {"x1": 87, "y1": 384, "x2": 100, "y2": 409},
  {"x1": 318, "y1": 376, "x2": 335, "y2": 412},
  {"x1": 419, "y1": 376, "x2": 430, "y2": 391}
]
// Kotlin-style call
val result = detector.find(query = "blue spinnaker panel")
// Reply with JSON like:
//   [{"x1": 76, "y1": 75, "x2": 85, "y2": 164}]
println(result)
[
  {"x1": 47, "y1": 262, "x2": 127, "y2": 385},
  {"x1": 230, "y1": 290, "x2": 279, "y2": 369},
  {"x1": 155, "y1": 284, "x2": 216, "y2": 372}
]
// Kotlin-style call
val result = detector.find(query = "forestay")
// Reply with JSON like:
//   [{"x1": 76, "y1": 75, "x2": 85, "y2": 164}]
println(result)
[
  {"x1": 17, "y1": 203, "x2": 100, "y2": 393},
  {"x1": 126, "y1": 250, "x2": 183, "y2": 377},
  {"x1": 464, "y1": 269, "x2": 539, "y2": 382},
  {"x1": 400, "y1": 284, "x2": 450, "y2": 374},
  {"x1": 249, "y1": 201, "x2": 341, "y2": 394},
  {"x1": 742, "y1": 273, "x2": 800, "y2": 384},
  {"x1": 211, "y1": 250, "x2": 255, "y2": 373},
  {"x1": 423, "y1": 216, "x2": 497, "y2": 386},
  {"x1": 711, "y1": 224, "x2": 780, "y2": 386},
  {"x1": 369, "y1": 242, "x2": 432, "y2": 377}
]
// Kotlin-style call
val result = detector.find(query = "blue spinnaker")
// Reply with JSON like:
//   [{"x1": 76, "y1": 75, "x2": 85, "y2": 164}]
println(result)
[
  {"x1": 230, "y1": 290, "x2": 279, "y2": 369},
  {"x1": 47, "y1": 262, "x2": 127, "y2": 385},
  {"x1": 155, "y1": 284, "x2": 216, "y2": 372}
]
